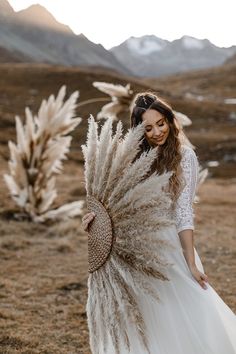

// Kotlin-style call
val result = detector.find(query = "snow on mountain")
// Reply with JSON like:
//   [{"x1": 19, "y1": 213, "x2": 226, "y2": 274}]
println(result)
[
  {"x1": 127, "y1": 36, "x2": 168, "y2": 55},
  {"x1": 181, "y1": 36, "x2": 205, "y2": 49}
]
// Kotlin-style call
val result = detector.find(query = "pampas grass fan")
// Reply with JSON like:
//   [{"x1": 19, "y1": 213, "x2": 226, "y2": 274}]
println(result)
[{"x1": 82, "y1": 116, "x2": 175, "y2": 354}]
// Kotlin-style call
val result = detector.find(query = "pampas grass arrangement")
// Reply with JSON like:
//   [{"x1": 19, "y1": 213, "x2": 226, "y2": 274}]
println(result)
[
  {"x1": 92, "y1": 81, "x2": 134, "y2": 120},
  {"x1": 173, "y1": 110, "x2": 195, "y2": 149},
  {"x1": 3, "y1": 86, "x2": 84, "y2": 222},
  {"x1": 174, "y1": 111, "x2": 192, "y2": 127},
  {"x1": 93, "y1": 80, "x2": 192, "y2": 128},
  {"x1": 82, "y1": 116, "x2": 175, "y2": 354}
]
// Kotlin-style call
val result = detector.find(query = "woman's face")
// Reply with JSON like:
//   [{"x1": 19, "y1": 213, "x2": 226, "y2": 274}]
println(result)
[{"x1": 142, "y1": 109, "x2": 170, "y2": 146}]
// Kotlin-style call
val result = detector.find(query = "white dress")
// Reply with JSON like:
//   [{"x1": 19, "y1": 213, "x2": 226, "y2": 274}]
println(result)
[{"x1": 101, "y1": 145, "x2": 236, "y2": 354}]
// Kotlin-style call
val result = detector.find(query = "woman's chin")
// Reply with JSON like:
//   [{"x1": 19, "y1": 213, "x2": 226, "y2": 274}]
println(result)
[{"x1": 152, "y1": 140, "x2": 165, "y2": 146}]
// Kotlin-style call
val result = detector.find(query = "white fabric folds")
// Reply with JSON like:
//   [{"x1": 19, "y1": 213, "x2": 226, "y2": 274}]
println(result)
[{"x1": 101, "y1": 225, "x2": 236, "y2": 354}]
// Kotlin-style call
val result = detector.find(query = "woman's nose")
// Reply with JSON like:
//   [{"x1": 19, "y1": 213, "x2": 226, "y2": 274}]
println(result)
[{"x1": 152, "y1": 126, "x2": 161, "y2": 137}]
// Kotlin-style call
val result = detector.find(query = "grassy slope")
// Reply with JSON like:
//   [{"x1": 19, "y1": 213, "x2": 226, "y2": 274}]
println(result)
[{"x1": 144, "y1": 63, "x2": 236, "y2": 98}]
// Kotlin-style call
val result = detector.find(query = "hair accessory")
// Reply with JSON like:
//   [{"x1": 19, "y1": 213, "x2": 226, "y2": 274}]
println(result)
[{"x1": 143, "y1": 96, "x2": 147, "y2": 105}]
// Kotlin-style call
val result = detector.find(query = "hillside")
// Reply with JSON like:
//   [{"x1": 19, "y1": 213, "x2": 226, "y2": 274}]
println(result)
[
  {"x1": 144, "y1": 62, "x2": 236, "y2": 99},
  {"x1": 0, "y1": 46, "x2": 31, "y2": 62},
  {"x1": 0, "y1": 63, "x2": 235, "y2": 178},
  {"x1": 225, "y1": 53, "x2": 236, "y2": 66}
]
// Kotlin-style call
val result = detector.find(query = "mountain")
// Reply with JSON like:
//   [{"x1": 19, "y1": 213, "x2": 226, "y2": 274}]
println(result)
[
  {"x1": 224, "y1": 52, "x2": 236, "y2": 66},
  {"x1": 110, "y1": 35, "x2": 236, "y2": 77},
  {"x1": 16, "y1": 4, "x2": 73, "y2": 33},
  {"x1": 0, "y1": 46, "x2": 31, "y2": 62},
  {"x1": 0, "y1": 0, "x2": 130, "y2": 74},
  {"x1": 1, "y1": 0, "x2": 235, "y2": 78},
  {"x1": 0, "y1": 0, "x2": 14, "y2": 15}
]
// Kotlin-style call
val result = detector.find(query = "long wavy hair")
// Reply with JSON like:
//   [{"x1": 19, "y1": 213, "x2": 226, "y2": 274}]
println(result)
[{"x1": 130, "y1": 92, "x2": 183, "y2": 202}]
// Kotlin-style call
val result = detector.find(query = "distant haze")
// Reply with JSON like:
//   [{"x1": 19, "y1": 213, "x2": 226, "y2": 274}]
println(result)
[{"x1": 8, "y1": 0, "x2": 236, "y2": 49}]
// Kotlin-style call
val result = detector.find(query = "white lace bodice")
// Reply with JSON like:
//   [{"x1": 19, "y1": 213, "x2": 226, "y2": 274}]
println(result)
[{"x1": 174, "y1": 145, "x2": 199, "y2": 233}]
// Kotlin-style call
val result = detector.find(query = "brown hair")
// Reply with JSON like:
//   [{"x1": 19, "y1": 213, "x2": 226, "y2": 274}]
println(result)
[{"x1": 130, "y1": 92, "x2": 182, "y2": 201}]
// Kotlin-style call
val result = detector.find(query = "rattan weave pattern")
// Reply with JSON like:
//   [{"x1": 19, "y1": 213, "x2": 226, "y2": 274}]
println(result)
[{"x1": 87, "y1": 195, "x2": 113, "y2": 273}]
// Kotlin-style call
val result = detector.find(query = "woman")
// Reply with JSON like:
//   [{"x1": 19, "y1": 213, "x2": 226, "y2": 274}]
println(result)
[{"x1": 82, "y1": 93, "x2": 236, "y2": 353}]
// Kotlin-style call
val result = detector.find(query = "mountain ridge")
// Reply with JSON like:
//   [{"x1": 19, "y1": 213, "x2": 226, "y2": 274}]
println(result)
[
  {"x1": 0, "y1": 0, "x2": 131, "y2": 74},
  {"x1": 16, "y1": 4, "x2": 73, "y2": 33},
  {"x1": 1, "y1": 0, "x2": 235, "y2": 77},
  {"x1": 0, "y1": 0, "x2": 14, "y2": 15},
  {"x1": 110, "y1": 35, "x2": 236, "y2": 77}
]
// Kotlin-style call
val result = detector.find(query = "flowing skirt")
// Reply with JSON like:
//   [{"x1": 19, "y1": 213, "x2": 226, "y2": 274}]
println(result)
[{"x1": 98, "y1": 226, "x2": 236, "y2": 354}]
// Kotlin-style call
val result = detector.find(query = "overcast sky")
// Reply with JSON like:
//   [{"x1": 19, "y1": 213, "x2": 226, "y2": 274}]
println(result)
[{"x1": 8, "y1": 0, "x2": 236, "y2": 49}]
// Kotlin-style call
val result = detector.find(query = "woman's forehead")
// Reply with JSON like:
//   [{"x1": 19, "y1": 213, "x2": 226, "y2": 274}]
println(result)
[{"x1": 142, "y1": 109, "x2": 164, "y2": 123}]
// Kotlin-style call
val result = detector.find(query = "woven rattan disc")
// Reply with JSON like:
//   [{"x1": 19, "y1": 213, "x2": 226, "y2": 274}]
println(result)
[{"x1": 86, "y1": 195, "x2": 113, "y2": 273}]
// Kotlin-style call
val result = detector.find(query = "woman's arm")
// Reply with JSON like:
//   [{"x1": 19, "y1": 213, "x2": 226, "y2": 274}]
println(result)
[
  {"x1": 178, "y1": 229, "x2": 195, "y2": 268},
  {"x1": 175, "y1": 147, "x2": 208, "y2": 289},
  {"x1": 179, "y1": 229, "x2": 208, "y2": 289},
  {"x1": 175, "y1": 147, "x2": 199, "y2": 234}
]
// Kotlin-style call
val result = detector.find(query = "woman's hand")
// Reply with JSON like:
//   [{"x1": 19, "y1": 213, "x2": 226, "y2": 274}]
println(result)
[
  {"x1": 82, "y1": 212, "x2": 96, "y2": 232},
  {"x1": 189, "y1": 264, "x2": 208, "y2": 290},
  {"x1": 178, "y1": 230, "x2": 208, "y2": 290}
]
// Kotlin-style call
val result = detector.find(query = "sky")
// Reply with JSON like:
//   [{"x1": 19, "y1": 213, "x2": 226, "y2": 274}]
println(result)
[{"x1": 8, "y1": 0, "x2": 236, "y2": 49}]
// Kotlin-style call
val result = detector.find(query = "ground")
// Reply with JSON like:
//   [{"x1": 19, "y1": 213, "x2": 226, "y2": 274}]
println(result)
[{"x1": 0, "y1": 158, "x2": 235, "y2": 353}]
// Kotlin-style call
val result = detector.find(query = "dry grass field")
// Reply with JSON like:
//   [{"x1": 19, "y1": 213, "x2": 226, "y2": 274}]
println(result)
[{"x1": 0, "y1": 63, "x2": 235, "y2": 353}]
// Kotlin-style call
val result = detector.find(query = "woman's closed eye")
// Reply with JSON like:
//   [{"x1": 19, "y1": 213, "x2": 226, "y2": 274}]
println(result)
[
  {"x1": 145, "y1": 120, "x2": 165, "y2": 133},
  {"x1": 145, "y1": 123, "x2": 164, "y2": 132},
  {"x1": 157, "y1": 119, "x2": 165, "y2": 127}
]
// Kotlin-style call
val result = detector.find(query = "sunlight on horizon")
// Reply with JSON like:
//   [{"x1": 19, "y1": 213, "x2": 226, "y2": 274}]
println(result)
[{"x1": 8, "y1": 0, "x2": 236, "y2": 49}]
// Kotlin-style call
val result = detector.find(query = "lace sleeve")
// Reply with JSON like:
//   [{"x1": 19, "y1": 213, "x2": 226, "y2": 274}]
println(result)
[{"x1": 174, "y1": 146, "x2": 199, "y2": 233}]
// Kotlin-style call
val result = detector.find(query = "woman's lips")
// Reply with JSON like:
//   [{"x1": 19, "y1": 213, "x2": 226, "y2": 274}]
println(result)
[{"x1": 154, "y1": 137, "x2": 164, "y2": 142}]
